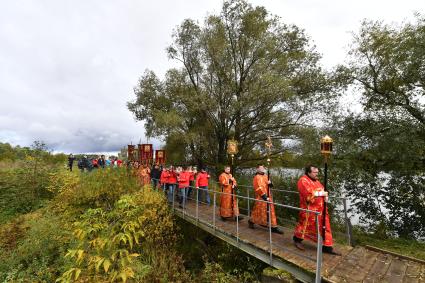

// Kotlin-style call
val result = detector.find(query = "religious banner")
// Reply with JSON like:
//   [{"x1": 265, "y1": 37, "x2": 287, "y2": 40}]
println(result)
[
  {"x1": 155, "y1": 150, "x2": 166, "y2": 165},
  {"x1": 140, "y1": 144, "x2": 153, "y2": 165},
  {"x1": 127, "y1": 144, "x2": 135, "y2": 161}
]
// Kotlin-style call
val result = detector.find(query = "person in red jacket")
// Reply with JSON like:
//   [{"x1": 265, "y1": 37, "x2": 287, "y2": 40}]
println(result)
[
  {"x1": 167, "y1": 166, "x2": 178, "y2": 203},
  {"x1": 160, "y1": 167, "x2": 170, "y2": 192},
  {"x1": 195, "y1": 167, "x2": 211, "y2": 205},
  {"x1": 177, "y1": 166, "x2": 191, "y2": 208}
]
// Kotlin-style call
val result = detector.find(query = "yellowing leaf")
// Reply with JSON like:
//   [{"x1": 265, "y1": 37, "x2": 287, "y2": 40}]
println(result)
[
  {"x1": 74, "y1": 268, "x2": 81, "y2": 280},
  {"x1": 95, "y1": 257, "x2": 104, "y2": 272},
  {"x1": 103, "y1": 259, "x2": 111, "y2": 273}
]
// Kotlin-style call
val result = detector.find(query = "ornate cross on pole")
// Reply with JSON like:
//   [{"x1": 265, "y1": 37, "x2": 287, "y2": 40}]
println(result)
[{"x1": 265, "y1": 136, "x2": 273, "y2": 166}]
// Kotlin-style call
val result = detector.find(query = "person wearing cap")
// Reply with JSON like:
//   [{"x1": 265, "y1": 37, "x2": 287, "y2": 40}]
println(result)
[
  {"x1": 293, "y1": 164, "x2": 340, "y2": 255},
  {"x1": 248, "y1": 164, "x2": 283, "y2": 234},
  {"x1": 195, "y1": 167, "x2": 211, "y2": 205}
]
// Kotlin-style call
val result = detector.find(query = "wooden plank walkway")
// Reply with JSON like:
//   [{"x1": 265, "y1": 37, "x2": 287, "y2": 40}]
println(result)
[{"x1": 173, "y1": 200, "x2": 425, "y2": 283}]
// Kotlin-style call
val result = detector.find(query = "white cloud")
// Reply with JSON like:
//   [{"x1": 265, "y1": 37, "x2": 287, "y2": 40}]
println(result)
[{"x1": 0, "y1": 0, "x2": 423, "y2": 153}]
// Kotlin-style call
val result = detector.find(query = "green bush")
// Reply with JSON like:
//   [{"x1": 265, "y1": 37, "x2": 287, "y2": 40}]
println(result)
[{"x1": 0, "y1": 212, "x2": 71, "y2": 282}]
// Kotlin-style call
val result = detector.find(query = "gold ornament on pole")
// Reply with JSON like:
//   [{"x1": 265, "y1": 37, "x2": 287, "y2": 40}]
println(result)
[
  {"x1": 265, "y1": 136, "x2": 273, "y2": 166},
  {"x1": 227, "y1": 138, "x2": 238, "y2": 166},
  {"x1": 320, "y1": 135, "x2": 333, "y2": 158}
]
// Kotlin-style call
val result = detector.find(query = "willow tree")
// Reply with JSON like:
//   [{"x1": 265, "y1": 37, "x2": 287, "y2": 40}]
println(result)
[{"x1": 128, "y1": 0, "x2": 335, "y2": 166}]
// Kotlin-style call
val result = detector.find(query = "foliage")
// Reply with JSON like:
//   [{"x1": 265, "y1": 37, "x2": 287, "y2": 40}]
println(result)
[
  {"x1": 0, "y1": 141, "x2": 67, "y2": 164},
  {"x1": 62, "y1": 168, "x2": 140, "y2": 211},
  {"x1": 175, "y1": 218, "x2": 265, "y2": 282},
  {"x1": 0, "y1": 212, "x2": 71, "y2": 282},
  {"x1": 352, "y1": 226, "x2": 425, "y2": 261},
  {"x1": 0, "y1": 144, "x2": 65, "y2": 224},
  {"x1": 329, "y1": 15, "x2": 425, "y2": 239},
  {"x1": 58, "y1": 185, "x2": 191, "y2": 282},
  {"x1": 128, "y1": 0, "x2": 337, "y2": 168}
]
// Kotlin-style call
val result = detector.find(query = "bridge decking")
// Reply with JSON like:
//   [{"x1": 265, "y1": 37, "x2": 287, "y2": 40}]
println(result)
[{"x1": 173, "y1": 200, "x2": 425, "y2": 283}]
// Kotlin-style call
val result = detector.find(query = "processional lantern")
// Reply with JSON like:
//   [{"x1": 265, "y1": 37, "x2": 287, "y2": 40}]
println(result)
[{"x1": 320, "y1": 135, "x2": 333, "y2": 158}]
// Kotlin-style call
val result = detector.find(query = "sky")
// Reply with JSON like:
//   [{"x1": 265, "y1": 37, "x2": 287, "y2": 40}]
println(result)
[{"x1": 0, "y1": 0, "x2": 423, "y2": 154}]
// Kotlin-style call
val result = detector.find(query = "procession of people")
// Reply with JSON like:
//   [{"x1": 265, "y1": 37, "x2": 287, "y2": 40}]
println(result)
[{"x1": 123, "y1": 157, "x2": 340, "y2": 256}]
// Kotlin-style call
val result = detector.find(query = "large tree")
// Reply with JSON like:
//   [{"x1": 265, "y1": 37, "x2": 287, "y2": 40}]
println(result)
[
  {"x1": 128, "y1": 0, "x2": 335, "y2": 166},
  {"x1": 332, "y1": 16, "x2": 425, "y2": 239}
]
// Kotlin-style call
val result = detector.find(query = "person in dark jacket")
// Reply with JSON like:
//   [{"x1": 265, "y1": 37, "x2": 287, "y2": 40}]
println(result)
[
  {"x1": 150, "y1": 164, "x2": 161, "y2": 189},
  {"x1": 97, "y1": 155, "x2": 106, "y2": 169},
  {"x1": 68, "y1": 154, "x2": 75, "y2": 171},
  {"x1": 82, "y1": 155, "x2": 92, "y2": 172}
]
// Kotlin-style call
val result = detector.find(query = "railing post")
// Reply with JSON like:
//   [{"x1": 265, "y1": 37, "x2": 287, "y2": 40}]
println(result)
[
  {"x1": 196, "y1": 187, "x2": 199, "y2": 222},
  {"x1": 247, "y1": 187, "x2": 250, "y2": 217},
  {"x1": 183, "y1": 187, "x2": 186, "y2": 218},
  {"x1": 213, "y1": 190, "x2": 216, "y2": 231},
  {"x1": 343, "y1": 198, "x2": 353, "y2": 246},
  {"x1": 236, "y1": 192, "x2": 239, "y2": 244},
  {"x1": 268, "y1": 200, "x2": 273, "y2": 265},
  {"x1": 172, "y1": 184, "x2": 175, "y2": 211},
  {"x1": 315, "y1": 213, "x2": 323, "y2": 283}
]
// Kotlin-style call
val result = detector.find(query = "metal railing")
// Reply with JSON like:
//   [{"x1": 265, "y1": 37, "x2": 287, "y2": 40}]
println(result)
[
  {"x1": 236, "y1": 184, "x2": 354, "y2": 247},
  {"x1": 151, "y1": 178, "x2": 331, "y2": 283}
]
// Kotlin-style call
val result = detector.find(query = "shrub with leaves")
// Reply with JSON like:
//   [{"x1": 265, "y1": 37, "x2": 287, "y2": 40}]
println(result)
[{"x1": 58, "y1": 188, "x2": 180, "y2": 282}]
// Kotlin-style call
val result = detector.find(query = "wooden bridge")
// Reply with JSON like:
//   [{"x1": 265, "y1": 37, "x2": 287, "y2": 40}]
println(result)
[{"x1": 166, "y1": 187, "x2": 425, "y2": 283}]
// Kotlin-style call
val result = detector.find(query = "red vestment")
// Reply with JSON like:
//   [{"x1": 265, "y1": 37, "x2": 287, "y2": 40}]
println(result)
[
  {"x1": 293, "y1": 175, "x2": 333, "y2": 247},
  {"x1": 250, "y1": 173, "x2": 277, "y2": 227},
  {"x1": 138, "y1": 167, "x2": 151, "y2": 186},
  {"x1": 219, "y1": 172, "x2": 239, "y2": 218}
]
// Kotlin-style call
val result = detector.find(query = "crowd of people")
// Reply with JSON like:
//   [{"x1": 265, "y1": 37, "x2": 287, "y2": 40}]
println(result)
[
  {"x1": 128, "y1": 161, "x2": 341, "y2": 256},
  {"x1": 67, "y1": 154, "x2": 124, "y2": 172}
]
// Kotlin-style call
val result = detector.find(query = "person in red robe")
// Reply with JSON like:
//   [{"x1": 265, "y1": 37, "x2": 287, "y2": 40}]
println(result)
[
  {"x1": 138, "y1": 164, "x2": 151, "y2": 187},
  {"x1": 219, "y1": 166, "x2": 242, "y2": 221},
  {"x1": 293, "y1": 165, "x2": 340, "y2": 255},
  {"x1": 248, "y1": 164, "x2": 283, "y2": 234}
]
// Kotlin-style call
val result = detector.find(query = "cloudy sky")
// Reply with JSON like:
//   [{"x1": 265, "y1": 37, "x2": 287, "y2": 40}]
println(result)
[{"x1": 0, "y1": 0, "x2": 423, "y2": 153}]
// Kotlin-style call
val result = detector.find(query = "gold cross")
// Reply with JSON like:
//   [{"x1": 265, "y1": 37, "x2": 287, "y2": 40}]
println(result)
[{"x1": 265, "y1": 136, "x2": 273, "y2": 152}]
